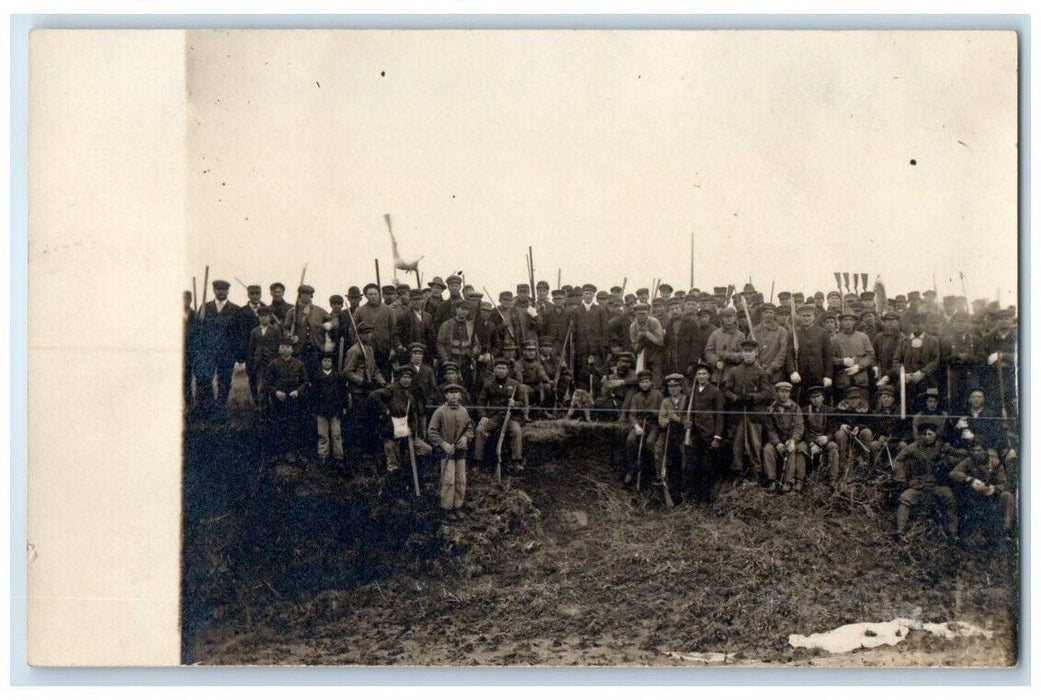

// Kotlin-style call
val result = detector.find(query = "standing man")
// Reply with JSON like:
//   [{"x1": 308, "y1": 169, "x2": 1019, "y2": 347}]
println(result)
[
  {"x1": 263, "y1": 341, "x2": 309, "y2": 463},
  {"x1": 704, "y1": 307, "x2": 745, "y2": 387},
  {"x1": 752, "y1": 302, "x2": 790, "y2": 385},
  {"x1": 831, "y1": 310, "x2": 875, "y2": 396},
  {"x1": 237, "y1": 286, "x2": 266, "y2": 399},
  {"x1": 629, "y1": 302, "x2": 666, "y2": 387},
  {"x1": 893, "y1": 312, "x2": 941, "y2": 391},
  {"x1": 197, "y1": 279, "x2": 241, "y2": 418},
  {"x1": 246, "y1": 308, "x2": 283, "y2": 406},
  {"x1": 724, "y1": 339, "x2": 774, "y2": 485},
  {"x1": 437, "y1": 300, "x2": 482, "y2": 389},
  {"x1": 685, "y1": 361, "x2": 726, "y2": 503},
  {"x1": 267, "y1": 283, "x2": 291, "y2": 330},
  {"x1": 353, "y1": 282, "x2": 397, "y2": 379},
  {"x1": 396, "y1": 289, "x2": 437, "y2": 360},
  {"x1": 892, "y1": 419, "x2": 959, "y2": 543},
  {"x1": 619, "y1": 369, "x2": 663, "y2": 487},
  {"x1": 284, "y1": 284, "x2": 332, "y2": 377},
  {"x1": 569, "y1": 283, "x2": 610, "y2": 391}
]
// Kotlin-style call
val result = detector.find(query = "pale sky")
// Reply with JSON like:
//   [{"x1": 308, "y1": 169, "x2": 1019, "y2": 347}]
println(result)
[{"x1": 185, "y1": 30, "x2": 1018, "y2": 306}]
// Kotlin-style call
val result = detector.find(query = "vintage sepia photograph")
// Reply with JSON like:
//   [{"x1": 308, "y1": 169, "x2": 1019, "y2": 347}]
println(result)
[{"x1": 27, "y1": 26, "x2": 1021, "y2": 670}]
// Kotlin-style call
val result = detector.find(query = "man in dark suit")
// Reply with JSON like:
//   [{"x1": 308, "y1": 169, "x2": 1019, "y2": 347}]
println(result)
[
  {"x1": 237, "y1": 284, "x2": 266, "y2": 398},
  {"x1": 395, "y1": 289, "x2": 437, "y2": 360},
  {"x1": 569, "y1": 283, "x2": 609, "y2": 390},
  {"x1": 196, "y1": 279, "x2": 241, "y2": 417},
  {"x1": 684, "y1": 361, "x2": 726, "y2": 503},
  {"x1": 284, "y1": 284, "x2": 332, "y2": 376},
  {"x1": 788, "y1": 303, "x2": 834, "y2": 405}
]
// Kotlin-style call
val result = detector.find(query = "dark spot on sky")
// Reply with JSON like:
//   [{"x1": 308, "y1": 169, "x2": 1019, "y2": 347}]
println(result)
[
  {"x1": 910, "y1": 159, "x2": 917, "y2": 166},
  {"x1": 316, "y1": 81, "x2": 320, "y2": 88},
  {"x1": 381, "y1": 70, "x2": 386, "y2": 77},
  {"x1": 451, "y1": 195, "x2": 456, "y2": 199},
  {"x1": 222, "y1": 182, "x2": 226, "y2": 186}
]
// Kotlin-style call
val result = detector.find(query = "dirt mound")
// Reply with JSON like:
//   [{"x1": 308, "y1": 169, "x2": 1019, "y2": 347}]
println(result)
[{"x1": 185, "y1": 419, "x2": 1018, "y2": 666}]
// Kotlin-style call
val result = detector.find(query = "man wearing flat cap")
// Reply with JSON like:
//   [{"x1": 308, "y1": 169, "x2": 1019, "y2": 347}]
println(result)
[
  {"x1": 763, "y1": 381, "x2": 807, "y2": 494},
  {"x1": 474, "y1": 358, "x2": 525, "y2": 472},
  {"x1": 369, "y1": 365, "x2": 433, "y2": 476},
  {"x1": 629, "y1": 302, "x2": 666, "y2": 388},
  {"x1": 831, "y1": 309, "x2": 875, "y2": 395},
  {"x1": 684, "y1": 361, "x2": 725, "y2": 503},
  {"x1": 945, "y1": 311, "x2": 983, "y2": 411},
  {"x1": 892, "y1": 312, "x2": 940, "y2": 391},
  {"x1": 196, "y1": 279, "x2": 242, "y2": 417},
  {"x1": 704, "y1": 307, "x2": 745, "y2": 386},
  {"x1": 267, "y1": 282, "x2": 291, "y2": 331},
  {"x1": 872, "y1": 311, "x2": 904, "y2": 389},
  {"x1": 619, "y1": 369, "x2": 663, "y2": 487},
  {"x1": 236, "y1": 284, "x2": 267, "y2": 399},
  {"x1": 432, "y1": 273, "x2": 465, "y2": 327},
  {"x1": 284, "y1": 284, "x2": 332, "y2": 376},
  {"x1": 752, "y1": 302, "x2": 790, "y2": 385},
  {"x1": 568, "y1": 283, "x2": 610, "y2": 390},
  {"x1": 395, "y1": 288, "x2": 437, "y2": 360},
  {"x1": 437, "y1": 300, "x2": 483, "y2": 389},
  {"x1": 353, "y1": 282, "x2": 397, "y2": 379},
  {"x1": 981, "y1": 308, "x2": 1017, "y2": 416},
  {"x1": 892, "y1": 418, "x2": 959, "y2": 543},
  {"x1": 724, "y1": 338, "x2": 774, "y2": 485}
]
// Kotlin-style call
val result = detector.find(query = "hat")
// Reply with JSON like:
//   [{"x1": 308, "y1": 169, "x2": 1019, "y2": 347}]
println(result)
[
  {"x1": 881, "y1": 311, "x2": 899, "y2": 321},
  {"x1": 615, "y1": 351, "x2": 635, "y2": 362},
  {"x1": 606, "y1": 294, "x2": 623, "y2": 305},
  {"x1": 820, "y1": 311, "x2": 837, "y2": 322},
  {"x1": 693, "y1": 360, "x2": 713, "y2": 373},
  {"x1": 774, "y1": 381, "x2": 793, "y2": 391},
  {"x1": 380, "y1": 285, "x2": 396, "y2": 295},
  {"x1": 860, "y1": 291, "x2": 875, "y2": 301},
  {"x1": 907, "y1": 291, "x2": 921, "y2": 302},
  {"x1": 792, "y1": 292, "x2": 806, "y2": 303},
  {"x1": 826, "y1": 290, "x2": 842, "y2": 300},
  {"x1": 739, "y1": 338, "x2": 758, "y2": 349},
  {"x1": 428, "y1": 276, "x2": 446, "y2": 289},
  {"x1": 917, "y1": 417, "x2": 941, "y2": 433},
  {"x1": 502, "y1": 342, "x2": 518, "y2": 351},
  {"x1": 355, "y1": 321, "x2": 375, "y2": 333},
  {"x1": 397, "y1": 284, "x2": 410, "y2": 294},
  {"x1": 446, "y1": 274, "x2": 462, "y2": 285},
  {"x1": 877, "y1": 385, "x2": 896, "y2": 397},
  {"x1": 492, "y1": 357, "x2": 511, "y2": 368},
  {"x1": 658, "y1": 283, "x2": 674, "y2": 294},
  {"x1": 247, "y1": 284, "x2": 261, "y2": 293},
  {"x1": 636, "y1": 369, "x2": 653, "y2": 380},
  {"x1": 595, "y1": 290, "x2": 608, "y2": 301},
  {"x1": 806, "y1": 385, "x2": 825, "y2": 396},
  {"x1": 536, "y1": 280, "x2": 550, "y2": 291},
  {"x1": 295, "y1": 284, "x2": 313, "y2": 295},
  {"x1": 442, "y1": 362, "x2": 460, "y2": 372},
  {"x1": 697, "y1": 307, "x2": 713, "y2": 316},
  {"x1": 665, "y1": 373, "x2": 685, "y2": 384},
  {"x1": 212, "y1": 280, "x2": 230, "y2": 290},
  {"x1": 408, "y1": 342, "x2": 426, "y2": 353},
  {"x1": 919, "y1": 387, "x2": 940, "y2": 402},
  {"x1": 893, "y1": 294, "x2": 907, "y2": 303},
  {"x1": 843, "y1": 386, "x2": 866, "y2": 399},
  {"x1": 347, "y1": 286, "x2": 362, "y2": 298},
  {"x1": 498, "y1": 290, "x2": 514, "y2": 301},
  {"x1": 609, "y1": 286, "x2": 623, "y2": 294},
  {"x1": 797, "y1": 303, "x2": 816, "y2": 314},
  {"x1": 777, "y1": 291, "x2": 792, "y2": 301},
  {"x1": 633, "y1": 302, "x2": 650, "y2": 312},
  {"x1": 394, "y1": 365, "x2": 415, "y2": 378},
  {"x1": 624, "y1": 294, "x2": 637, "y2": 304},
  {"x1": 363, "y1": 282, "x2": 380, "y2": 294},
  {"x1": 651, "y1": 298, "x2": 664, "y2": 306},
  {"x1": 713, "y1": 286, "x2": 727, "y2": 296},
  {"x1": 635, "y1": 287, "x2": 650, "y2": 296},
  {"x1": 539, "y1": 335, "x2": 555, "y2": 346},
  {"x1": 458, "y1": 299, "x2": 476, "y2": 311},
  {"x1": 270, "y1": 282, "x2": 286, "y2": 292},
  {"x1": 581, "y1": 283, "x2": 597, "y2": 293},
  {"x1": 839, "y1": 310, "x2": 858, "y2": 321},
  {"x1": 522, "y1": 339, "x2": 538, "y2": 349},
  {"x1": 442, "y1": 382, "x2": 464, "y2": 393},
  {"x1": 760, "y1": 302, "x2": 777, "y2": 312},
  {"x1": 329, "y1": 294, "x2": 344, "y2": 305},
  {"x1": 408, "y1": 288, "x2": 425, "y2": 300},
  {"x1": 516, "y1": 283, "x2": 531, "y2": 294},
  {"x1": 667, "y1": 298, "x2": 681, "y2": 307},
  {"x1": 551, "y1": 289, "x2": 565, "y2": 298}
]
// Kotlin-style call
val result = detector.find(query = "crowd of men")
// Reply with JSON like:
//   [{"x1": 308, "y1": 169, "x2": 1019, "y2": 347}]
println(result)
[{"x1": 184, "y1": 274, "x2": 1019, "y2": 539}]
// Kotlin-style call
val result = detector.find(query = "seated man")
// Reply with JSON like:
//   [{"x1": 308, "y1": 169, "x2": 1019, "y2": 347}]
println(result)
[
  {"x1": 474, "y1": 358, "x2": 525, "y2": 472},
  {"x1": 599, "y1": 351, "x2": 638, "y2": 420},
  {"x1": 802, "y1": 385, "x2": 841, "y2": 487},
  {"x1": 834, "y1": 386, "x2": 875, "y2": 478},
  {"x1": 514, "y1": 339, "x2": 551, "y2": 421},
  {"x1": 949, "y1": 439, "x2": 1016, "y2": 546},
  {"x1": 763, "y1": 381, "x2": 808, "y2": 493},
  {"x1": 618, "y1": 369, "x2": 663, "y2": 487},
  {"x1": 892, "y1": 419, "x2": 958, "y2": 543},
  {"x1": 868, "y1": 385, "x2": 910, "y2": 477}
]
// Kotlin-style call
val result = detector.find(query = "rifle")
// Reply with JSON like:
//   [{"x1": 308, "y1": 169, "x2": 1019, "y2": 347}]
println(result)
[
  {"x1": 683, "y1": 380, "x2": 696, "y2": 447},
  {"x1": 833, "y1": 273, "x2": 844, "y2": 313},
  {"x1": 768, "y1": 281, "x2": 775, "y2": 305},
  {"x1": 375, "y1": 259, "x2": 382, "y2": 303},
  {"x1": 199, "y1": 265, "x2": 210, "y2": 320},
  {"x1": 495, "y1": 385, "x2": 518, "y2": 482},
  {"x1": 660, "y1": 423, "x2": 675, "y2": 508},
  {"x1": 405, "y1": 397, "x2": 421, "y2": 497},
  {"x1": 191, "y1": 276, "x2": 198, "y2": 313},
  {"x1": 345, "y1": 309, "x2": 372, "y2": 383},
  {"x1": 620, "y1": 277, "x2": 628, "y2": 297},
  {"x1": 527, "y1": 246, "x2": 536, "y2": 301},
  {"x1": 997, "y1": 362, "x2": 1008, "y2": 419},
  {"x1": 483, "y1": 286, "x2": 516, "y2": 344},
  {"x1": 552, "y1": 321, "x2": 573, "y2": 408},
  {"x1": 337, "y1": 336, "x2": 345, "y2": 374},
  {"x1": 741, "y1": 295, "x2": 757, "y2": 343},
  {"x1": 790, "y1": 293, "x2": 799, "y2": 364},
  {"x1": 288, "y1": 264, "x2": 308, "y2": 338}
]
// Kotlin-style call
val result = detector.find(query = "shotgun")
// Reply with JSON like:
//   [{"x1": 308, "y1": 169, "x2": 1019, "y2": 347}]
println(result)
[
  {"x1": 635, "y1": 416, "x2": 647, "y2": 491},
  {"x1": 495, "y1": 385, "x2": 518, "y2": 482},
  {"x1": 405, "y1": 397, "x2": 421, "y2": 497},
  {"x1": 660, "y1": 423, "x2": 675, "y2": 508},
  {"x1": 199, "y1": 265, "x2": 210, "y2": 320}
]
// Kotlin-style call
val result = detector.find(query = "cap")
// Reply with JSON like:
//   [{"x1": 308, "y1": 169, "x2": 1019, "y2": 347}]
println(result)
[
  {"x1": 536, "y1": 280, "x2": 550, "y2": 290},
  {"x1": 615, "y1": 351, "x2": 635, "y2": 362},
  {"x1": 212, "y1": 280, "x2": 230, "y2": 290},
  {"x1": 636, "y1": 369, "x2": 653, "y2": 380},
  {"x1": 633, "y1": 302, "x2": 650, "y2": 312},
  {"x1": 877, "y1": 385, "x2": 896, "y2": 397},
  {"x1": 441, "y1": 362, "x2": 459, "y2": 372},
  {"x1": 843, "y1": 386, "x2": 866, "y2": 399},
  {"x1": 839, "y1": 310, "x2": 858, "y2": 321},
  {"x1": 408, "y1": 342, "x2": 426, "y2": 353},
  {"x1": 609, "y1": 286, "x2": 623, "y2": 294},
  {"x1": 363, "y1": 282, "x2": 380, "y2": 294},
  {"x1": 270, "y1": 282, "x2": 286, "y2": 292},
  {"x1": 665, "y1": 373, "x2": 685, "y2": 384},
  {"x1": 298, "y1": 284, "x2": 315, "y2": 295},
  {"x1": 381, "y1": 285, "x2": 396, "y2": 294},
  {"x1": 428, "y1": 276, "x2": 446, "y2": 289},
  {"x1": 635, "y1": 287, "x2": 649, "y2": 296},
  {"x1": 539, "y1": 335, "x2": 555, "y2": 346},
  {"x1": 551, "y1": 289, "x2": 565, "y2": 298},
  {"x1": 442, "y1": 383, "x2": 464, "y2": 393},
  {"x1": 919, "y1": 387, "x2": 940, "y2": 400},
  {"x1": 774, "y1": 381, "x2": 793, "y2": 391},
  {"x1": 917, "y1": 417, "x2": 941, "y2": 432},
  {"x1": 492, "y1": 357, "x2": 511, "y2": 368},
  {"x1": 347, "y1": 286, "x2": 362, "y2": 298},
  {"x1": 397, "y1": 284, "x2": 410, "y2": 293},
  {"x1": 581, "y1": 283, "x2": 597, "y2": 293},
  {"x1": 247, "y1": 284, "x2": 261, "y2": 293},
  {"x1": 881, "y1": 311, "x2": 899, "y2": 321},
  {"x1": 739, "y1": 338, "x2": 758, "y2": 349},
  {"x1": 329, "y1": 294, "x2": 344, "y2": 305},
  {"x1": 446, "y1": 274, "x2": 462, "y2": 285},
  {"x1": 498, "y1": 290, "x2": 514, "y2": 301},
  {"x1": 797, "y1": 303, "x2": 817, "y2": 314},
  {"x1": 693, "y1": 360, "x2": 713, "y2": 373},
  {"x1": 760, "y1": 302, "x2": 777, "y2": 312},
  {"x1": 806, "y1": 385, "x2": 825, "y2": 396},
  {"x1": 522, "y1": 339, "x2": 538, "y2": 349},
  {"x1": 658, "y1": 283, "x2": 674, "y2": 294},
  {"x1": 394, "y1": 365, "x2": 415, "y2": 378},
  {"x1": 721, "y1": 307, "x2": 737, "y2": 316},
  {"x1": 409, "y1": 289, "x2": 425, "y2": 300}
]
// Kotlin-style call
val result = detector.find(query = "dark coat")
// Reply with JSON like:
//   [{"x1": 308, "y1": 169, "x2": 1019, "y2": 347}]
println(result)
[
  {"x1": 568, "y1": 303, "x2": 610, "y2": 358},
  {"x1": 788, "y1": 323, "x2": 833, "y2": 385},
  {"x1": 312, "y1": 368, "x2": 348, "y2": 417},
  {"x1": 199, "y1": 300, "x2": 243, "y2": 365},
  {"x1": 689, "y1": 383, "x2": 725, "y2": 441}
]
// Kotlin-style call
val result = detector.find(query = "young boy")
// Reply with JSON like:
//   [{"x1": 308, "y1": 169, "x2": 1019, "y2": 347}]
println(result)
[
  {"x1": 247, "y1": 307, "x2": 283, "y2": 405},
  {"x1": 369, "y1": 365, "x2": 432, "y2": 475},
  {"x1": 763, "y1": 381, "x2": 807, "y2": 493},
  {"x1": 619, "y1": 369, "x2": 663, "y2": 487},
  {"x1": 802, "y1": 385, "x2": 841, "y2": 486},
  {"x1": 428, "y1": 383, "x2": 475, "y2": 519},
  {"x1": 312, "y1": 352, "x2": 347, "y2": 468}
]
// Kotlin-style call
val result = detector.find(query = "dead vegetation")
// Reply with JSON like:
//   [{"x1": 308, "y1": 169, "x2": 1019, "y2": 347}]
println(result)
[{"x1": 184, "y1": 417, "x2": 1019, "y2": 666}]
